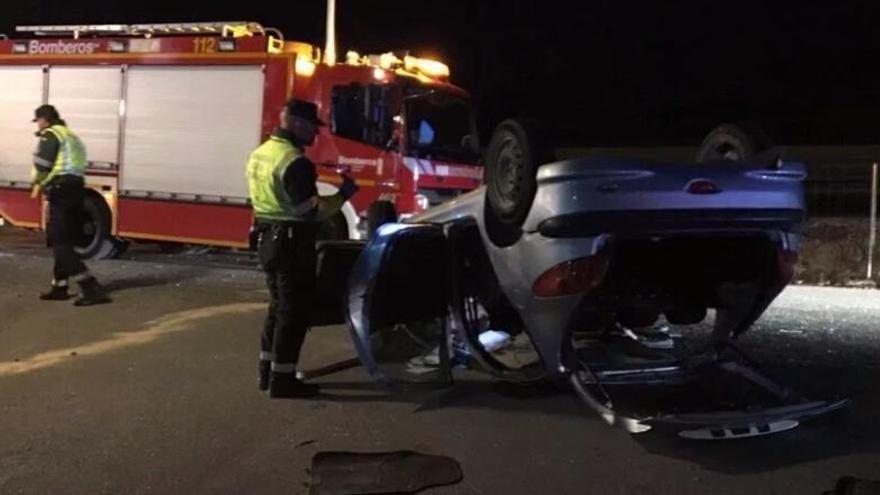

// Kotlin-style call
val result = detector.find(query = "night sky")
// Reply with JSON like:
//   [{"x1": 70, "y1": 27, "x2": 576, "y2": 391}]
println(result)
[{"x1": 4, "y1": 0, "x2": 879, "y2": 146}]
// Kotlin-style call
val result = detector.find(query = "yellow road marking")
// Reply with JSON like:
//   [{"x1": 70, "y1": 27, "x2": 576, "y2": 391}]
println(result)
[{"x1": 0, "y1": 302, "x2": 263, "y2": 377}]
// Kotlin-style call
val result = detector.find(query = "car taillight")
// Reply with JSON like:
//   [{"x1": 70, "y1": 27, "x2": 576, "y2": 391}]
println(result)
[
  {"x1": 532, "y1": 255, "x2": 609, "y2": 298},
  {"x1": 778, "y1": 250, "x2": 798, "y2": 284},
  {"x1": 685, "y1": 179, "x2": 721, "y2": 194}
]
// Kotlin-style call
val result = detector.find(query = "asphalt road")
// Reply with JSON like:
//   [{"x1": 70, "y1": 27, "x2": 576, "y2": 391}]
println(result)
[{"x1": 1, "y1": 225, "x2": 879, "y2": 495}]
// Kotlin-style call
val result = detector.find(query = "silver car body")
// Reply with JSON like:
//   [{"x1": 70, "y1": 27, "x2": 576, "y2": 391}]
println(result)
[
  {"x1": 407, "y1": 157, "x2": 806, "y2": 374},
  {"x1": 329, "y1": 155, "x2": 848, "y2": 438}
]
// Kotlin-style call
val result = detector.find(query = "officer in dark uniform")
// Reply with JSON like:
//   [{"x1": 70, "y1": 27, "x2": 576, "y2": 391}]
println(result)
[
  {"x1": 32, "y1": 104, "x2": 110, "y2": 306},
  {"x1": 246, "y1": 99, "x2": 358, "y2": 398}
]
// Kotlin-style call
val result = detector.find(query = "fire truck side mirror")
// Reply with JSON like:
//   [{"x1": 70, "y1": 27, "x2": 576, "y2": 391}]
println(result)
[{"x1": 385, "y1": 135, "x2": 400, "y2": 152}]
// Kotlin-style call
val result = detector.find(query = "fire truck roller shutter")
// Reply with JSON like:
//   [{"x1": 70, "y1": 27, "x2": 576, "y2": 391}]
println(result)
[
  {"x1": 0, "y1": 67, "x2": 44, "y2": 185},
  {"x1": 121, "y1": 66, "x2": 264, "y2": 199},
  {"x1": 47, "y1": 67, "x2": 122, "y2": 167}
]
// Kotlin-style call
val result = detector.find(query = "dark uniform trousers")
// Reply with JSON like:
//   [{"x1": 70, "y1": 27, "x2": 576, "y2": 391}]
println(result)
[
  {"x1": 45, "y1": 175, "x2": 89, "y2": 281},
  {"x1": 257, "y1": 221, "x2": 318, "y2": 369}
]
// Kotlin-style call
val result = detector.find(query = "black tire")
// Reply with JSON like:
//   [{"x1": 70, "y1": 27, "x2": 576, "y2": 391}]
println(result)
[
  {"x1": 367, "y1": 200, "x2": 397, "y2": 238},
  {"x1": 110, "y1": 238, "x2": 130, "y2": 257},
  {"x1": 696, "y1": 122, "x2": 774, "y2": 163},
  {"x1": 483, "y1": 119, "x2": 555, "y2": 227},
  {"x1": 74, "y1": 194, "x2": 115, "y2": 260},
  {"x1": 317, "y1": 211, "x2": 349, "y2": 240}
]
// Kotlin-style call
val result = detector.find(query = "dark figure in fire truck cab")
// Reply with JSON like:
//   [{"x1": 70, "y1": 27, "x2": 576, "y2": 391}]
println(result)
[
  {"x1": 246, "y1": 99, "x2": 359, "y2": 399},
  {"x1": 32, "y1": 104, "x2": 111, "y2": 306}
]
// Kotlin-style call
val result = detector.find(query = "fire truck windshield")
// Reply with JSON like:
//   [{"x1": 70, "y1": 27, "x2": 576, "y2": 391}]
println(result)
[{"x1": 404, "y1": 91, "x2": 479, "y2": 164}]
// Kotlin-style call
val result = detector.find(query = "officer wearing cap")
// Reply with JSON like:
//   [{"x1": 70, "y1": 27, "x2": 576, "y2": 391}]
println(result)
[
  {"x1": 31, "y1": 104, "x2": 111, "y2": 306},
  {"x1": 246, "y1": 99, "x2": 358, "y2": 398}
]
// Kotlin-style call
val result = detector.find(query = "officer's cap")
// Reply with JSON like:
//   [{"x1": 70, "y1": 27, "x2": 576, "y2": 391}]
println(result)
[{"x1": 284, "y1": 99, "x2": 325, "y2": 126}]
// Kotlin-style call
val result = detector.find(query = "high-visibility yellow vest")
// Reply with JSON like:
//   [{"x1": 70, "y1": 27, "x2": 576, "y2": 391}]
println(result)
[
  {"x1": 38, "y1": 125, "x2": 87, "y2": 186},
  {"x1": 245, "y1": 136, "x2": 316, "y2": 222}
]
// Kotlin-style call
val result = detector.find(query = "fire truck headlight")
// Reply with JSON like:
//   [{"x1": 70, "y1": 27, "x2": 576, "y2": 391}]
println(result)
[
  {"x1": 415, "y1": 194, "x2": 430, "y2": 211},
  {"x1": 354, "y1": 217, "x2": 369, "y2": 240}
]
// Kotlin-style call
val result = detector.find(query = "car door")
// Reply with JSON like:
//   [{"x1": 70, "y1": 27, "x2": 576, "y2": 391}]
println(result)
[
  {"x1": 311, "y1": 240, "x2": 367, "y2": 327},
  {"x1": 345, "y1": 223, "x2": 452, "y2": 388}
]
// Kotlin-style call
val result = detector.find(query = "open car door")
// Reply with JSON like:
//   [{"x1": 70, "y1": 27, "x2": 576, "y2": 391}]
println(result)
[
  {"x1": 345, "y1": 223, "x2": 452, "y2": 389},
  {"x1": 312, "y1": 240, "x2": 366, "y2": 327}
]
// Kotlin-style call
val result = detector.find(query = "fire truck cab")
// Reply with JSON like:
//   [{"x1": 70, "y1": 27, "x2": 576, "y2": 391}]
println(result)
[{"x1": 0, "y1": 21, "x2": 482, "y2": 258}]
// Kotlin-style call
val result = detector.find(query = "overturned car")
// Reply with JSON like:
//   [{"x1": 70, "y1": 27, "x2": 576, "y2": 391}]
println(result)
[{"x1": 311, "y1": 121, "x2": 848, "y2": 439}]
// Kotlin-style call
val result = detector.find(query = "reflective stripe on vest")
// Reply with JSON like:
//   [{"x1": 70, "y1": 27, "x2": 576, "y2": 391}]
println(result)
[
  {"x1": 40, "y1": 125, "x2": 87, "y2": 186},
  {"x1": 245, "y1": 135, "x2": 316, "y2": 222}
]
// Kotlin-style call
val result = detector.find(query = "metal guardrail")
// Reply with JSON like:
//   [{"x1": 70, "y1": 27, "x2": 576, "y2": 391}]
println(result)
[{"x1": 804, "y1": 161, "x2": 877, "y2": 216}]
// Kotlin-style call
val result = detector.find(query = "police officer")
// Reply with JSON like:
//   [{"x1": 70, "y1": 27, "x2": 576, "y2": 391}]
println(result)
[
  {"x1": 246, "y1": 99, "x2": 358, "y2": 398},
  {"x1": 32, "y1": 104, "x2": 111, "y2": 306}
]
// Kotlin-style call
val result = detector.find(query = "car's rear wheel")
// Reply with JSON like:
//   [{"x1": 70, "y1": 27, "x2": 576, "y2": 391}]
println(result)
[
  {"x1": 484, "y1": 119, "x2": 554, "y2": 225},
  {"x1": 696, "y1": 122, "x2": 774, "y2": 163},
  {"x1": 483, "y1": 119, "x2": 554, "y2": 246}
]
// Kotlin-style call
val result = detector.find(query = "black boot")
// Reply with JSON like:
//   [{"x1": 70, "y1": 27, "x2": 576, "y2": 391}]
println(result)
[
  {"x1": 268, "y1": 373, "x2": 320, "y2": 399},
  {"x1": 258, "y1": 360, "x2": 270, "y2": 392},
  {"x1": 39, "y1": 284, "x2": 70, "y2": 301},
  {"x1": 73, "y1": 277, "x2": 112, "y2": 306}
]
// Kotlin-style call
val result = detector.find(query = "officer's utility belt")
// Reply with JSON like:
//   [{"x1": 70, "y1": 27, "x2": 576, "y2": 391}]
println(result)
[
  {"x1": 39, "y1": 174, "x2": 84, "y2": 196},
  {"x1": 255, "y1": 218, "x2": 306, "y2": 227},
  {"x1": 46, "y1": 173, "x2": 84, "y2": 187},
  {"x1": 253, "y1": 218, "x2": 314, "y2": 242}
]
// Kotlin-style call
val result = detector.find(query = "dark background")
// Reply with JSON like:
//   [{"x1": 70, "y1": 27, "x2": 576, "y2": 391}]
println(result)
[{"x1": 4, "y1": 0, "x2": 879, "y2": 146}]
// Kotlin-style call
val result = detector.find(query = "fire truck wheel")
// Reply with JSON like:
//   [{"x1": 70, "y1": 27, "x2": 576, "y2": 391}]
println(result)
[
  {"x1": 696, "y1": 122, "x2": 774, "y2": 163},
  {"x1": 110, "y1": 238, "x2": 130, "y2": 257},
  {"x1": 484, "y1": 119, "x2": 554, "y2": 228},
  {"x1": 317, "y1": 212, "x2": 349, "y2": 241},
  {"x1": 74, "y1": 194, "x2": 115, "y2": 260},
  {"x1": 367, "y1": 200, "x2": 397, "y2": 238}
]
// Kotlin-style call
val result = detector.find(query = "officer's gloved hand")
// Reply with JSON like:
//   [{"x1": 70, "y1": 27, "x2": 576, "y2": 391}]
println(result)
[{"x1": 339, "y1": 173, "x2": 359, "y2": 200}]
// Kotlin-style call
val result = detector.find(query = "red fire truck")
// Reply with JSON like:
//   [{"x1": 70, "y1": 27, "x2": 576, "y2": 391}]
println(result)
[{"x1": 0, "y1": 20, "x2": 482, "y2": 258}]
